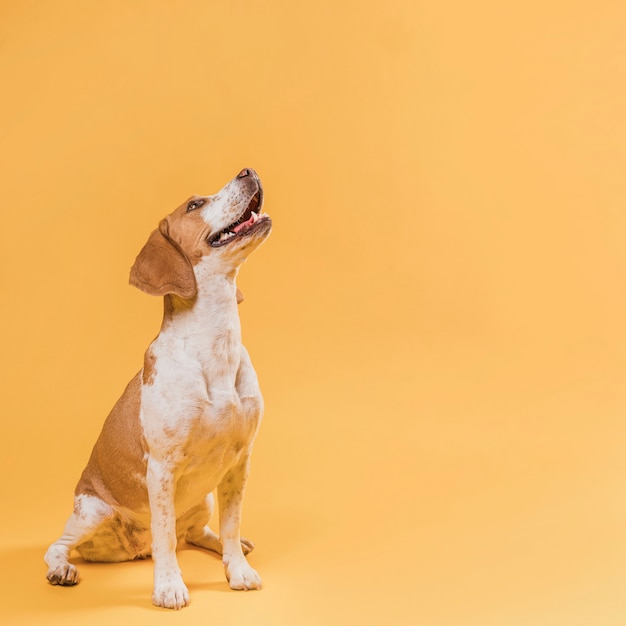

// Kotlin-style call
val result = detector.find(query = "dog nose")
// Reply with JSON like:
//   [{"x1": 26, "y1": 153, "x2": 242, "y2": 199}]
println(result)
[{"x1": 237, "y1": 168, "x2": 252, "y2": 179}]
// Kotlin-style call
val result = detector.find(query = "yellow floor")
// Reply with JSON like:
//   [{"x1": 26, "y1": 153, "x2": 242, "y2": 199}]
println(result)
[
  {"x1": 4, "y1": 358, "x2": 626, "y2": 625},
  {"x1": 2, "y1": 1, "x2": 626, "y2": 624}
]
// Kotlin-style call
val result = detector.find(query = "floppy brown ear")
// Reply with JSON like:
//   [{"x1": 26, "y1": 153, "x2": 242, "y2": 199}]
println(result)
[{"x1": 129, "y1": 219, "x2": 197, "y2": 298}]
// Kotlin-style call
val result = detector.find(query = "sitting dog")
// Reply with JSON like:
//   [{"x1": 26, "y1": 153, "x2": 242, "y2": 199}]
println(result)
[{"x1": 45, "y1": 168, "x2": 271, "y2": 609}]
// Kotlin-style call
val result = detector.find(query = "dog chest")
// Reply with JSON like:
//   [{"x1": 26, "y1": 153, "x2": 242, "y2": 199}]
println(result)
[{"x1": 173, "y1": 415, "x2": 252, "y2": 508}]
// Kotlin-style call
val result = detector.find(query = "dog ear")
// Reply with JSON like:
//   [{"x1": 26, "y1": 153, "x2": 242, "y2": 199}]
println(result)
[
  {"x1": 129, "y1": 219, "x2": 197, "y2": 298},
  {"x1": 236, "y1": 288, "x2": 244, "y2": 304}
]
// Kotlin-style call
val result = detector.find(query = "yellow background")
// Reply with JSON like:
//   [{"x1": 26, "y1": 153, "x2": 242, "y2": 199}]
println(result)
[{"x1": 1, "y1": 1, "x2": 626, "y2": 624}]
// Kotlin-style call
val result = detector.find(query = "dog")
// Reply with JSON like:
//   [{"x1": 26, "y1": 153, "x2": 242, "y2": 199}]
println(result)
[{"x1": 44, "y1": 168, "x2": 272, "y2": 609}]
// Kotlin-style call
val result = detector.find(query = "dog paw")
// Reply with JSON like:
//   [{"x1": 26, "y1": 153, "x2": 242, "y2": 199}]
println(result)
[
  {"x1": 152, "y1": 573, "x2": 190, "y2": 609},
  {"x1": 186, "y1": 532, "x2": 255, "y2": 557},
  {"x1": 47, "y1": 564, "x2": 79, "y2": 586},
  {"x1": 226, "y1": 561, "x2": 262, "y2": 590}
]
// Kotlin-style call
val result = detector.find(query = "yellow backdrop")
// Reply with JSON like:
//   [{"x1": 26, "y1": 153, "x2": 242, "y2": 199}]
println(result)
[{"x1": 1, "y1": 1, "x2": 626, "y2": 624}]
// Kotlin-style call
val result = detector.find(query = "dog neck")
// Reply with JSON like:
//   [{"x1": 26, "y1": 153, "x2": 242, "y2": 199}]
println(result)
[{"x1": 159, "y1": 265, "x2": 242, "y2": 379}]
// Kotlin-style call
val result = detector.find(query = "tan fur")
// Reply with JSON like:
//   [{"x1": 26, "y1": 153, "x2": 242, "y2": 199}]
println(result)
[
  {"x1": 75, "y1": 372, "x2": 149, "y2": 513},
  {"x1": 129, "y1": 218, "x2": 197, "y2": 298}
]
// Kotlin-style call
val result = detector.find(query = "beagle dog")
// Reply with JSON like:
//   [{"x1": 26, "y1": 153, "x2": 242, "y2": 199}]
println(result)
[{"x1": 44, "y1": 168, "x2": 271, "y2": 609}]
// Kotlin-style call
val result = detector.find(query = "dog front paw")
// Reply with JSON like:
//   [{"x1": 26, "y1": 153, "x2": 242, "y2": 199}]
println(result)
[
  {"x1": 226, "y1": 561, "x2": 262, "y2": 590},
  {"x1": 152, "y1": 572, "x2": 190, "y2": 609},
  {"x1": 47, "y1": 563, "x2": 79, "y2": 586}
]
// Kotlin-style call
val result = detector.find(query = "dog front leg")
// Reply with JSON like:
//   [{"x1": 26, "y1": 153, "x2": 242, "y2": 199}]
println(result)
[
  {"x1": 218, "y1": 454, "x2": 262, "y2": 590},
  {"x1": 147, "y1": 457, "x2": 189, "y2": 609}
]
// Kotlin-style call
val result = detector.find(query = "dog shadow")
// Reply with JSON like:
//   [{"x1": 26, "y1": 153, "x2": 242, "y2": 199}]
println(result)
[
  {"x1": 2, "y1": 509, "x2": 313, "y2": 617},
  {"x1": 0, "y1": 542, "x2": 232, "y2": 617}
]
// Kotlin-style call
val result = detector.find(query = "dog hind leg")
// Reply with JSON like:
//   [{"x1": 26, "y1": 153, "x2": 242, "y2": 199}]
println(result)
[
  {"x1": 44, "y1": 494, "x2": 114, "y2": 585},
  {"x1": 183, "y1": 493, "x2": 254, "y2": 555}
]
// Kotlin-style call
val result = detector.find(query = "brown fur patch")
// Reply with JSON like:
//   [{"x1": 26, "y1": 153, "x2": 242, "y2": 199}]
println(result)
[
  {"x1": 143, "y1": 349, "x2": 157, "y2": 385},
  {"x1": 163, "y1": 202, "x2": 212, "y2": 267},
  {"x1": 75, "y1": 372, "x2": 149, "y2": 512}
]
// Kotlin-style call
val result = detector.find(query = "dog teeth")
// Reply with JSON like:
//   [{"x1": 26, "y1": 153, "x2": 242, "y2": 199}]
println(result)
[
  {"x1": 214, "y1": 211, "x2": 268, "y2": 245},
  {"x1": 219, "y1": 231, "x2": 235, "y2": 242}
]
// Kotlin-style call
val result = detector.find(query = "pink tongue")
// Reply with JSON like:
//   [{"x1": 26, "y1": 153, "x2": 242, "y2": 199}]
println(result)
[{"x1": 233, "y1": 214, "x2": 255, "y2": 234}]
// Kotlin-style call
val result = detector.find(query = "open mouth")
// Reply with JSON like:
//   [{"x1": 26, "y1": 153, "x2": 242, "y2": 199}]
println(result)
[{"x1": 208, "y1": 189, "x2": 270, "y2": 247}]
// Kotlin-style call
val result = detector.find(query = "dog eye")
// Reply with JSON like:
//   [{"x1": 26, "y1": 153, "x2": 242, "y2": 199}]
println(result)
[{"x1": 187, "y1": 199, "x2": 205, "y2": 212}]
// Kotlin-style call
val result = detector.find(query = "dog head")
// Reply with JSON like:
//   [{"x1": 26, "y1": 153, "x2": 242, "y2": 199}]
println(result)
[{"x1": 129, "y1": 168, "x2": 272, "y2": 299}]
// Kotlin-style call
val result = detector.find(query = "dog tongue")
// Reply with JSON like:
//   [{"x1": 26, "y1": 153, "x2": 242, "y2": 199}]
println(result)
[{"x1": 233, "y1": 213, "x2": 256, "y2": 234}]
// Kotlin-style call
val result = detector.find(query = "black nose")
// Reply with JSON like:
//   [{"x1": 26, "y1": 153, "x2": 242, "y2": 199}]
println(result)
[{"x1": 237, "y1": 168, "x2": 252, "y2": 178}]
